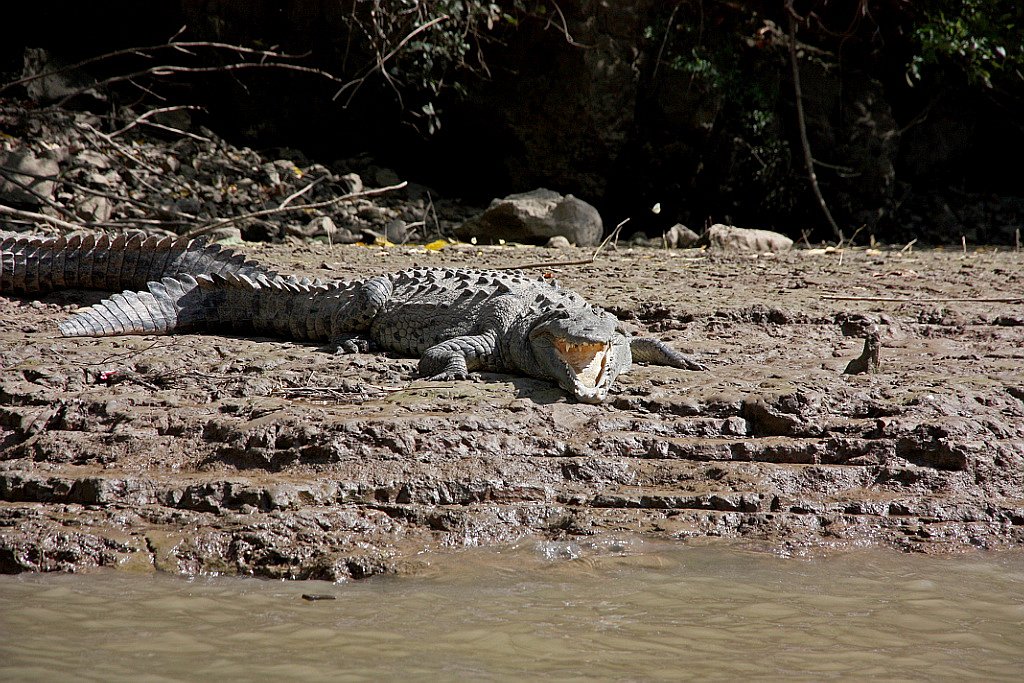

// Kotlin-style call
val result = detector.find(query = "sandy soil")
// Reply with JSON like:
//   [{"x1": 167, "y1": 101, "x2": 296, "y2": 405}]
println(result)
[{"x1": 1, "y1": 242, "x2": 1023, "y2": 578}]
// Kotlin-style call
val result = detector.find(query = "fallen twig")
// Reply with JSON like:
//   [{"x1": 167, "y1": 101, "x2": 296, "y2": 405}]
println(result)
[
  {"x1": 0, "y1": 204, "x2": 87, "y2": 232},
  {"x1": 495, "y1": 217, "x2": 631, "y2": 271},
  {"x1": 278, "y1": 177, "x2": 325, "y2": 210},
  {"x1": 822, "y1": 295, "x2": 1024, "y2": 303},
  {"x1": 60, "y1": 62, "x2": 347, "y2": 106},
  {"x1": 184, "y1": 181, "x2": 408, "y2": 238}
]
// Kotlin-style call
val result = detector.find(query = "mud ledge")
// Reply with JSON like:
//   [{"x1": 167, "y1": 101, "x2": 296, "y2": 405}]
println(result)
[{"x1": 2, "y1": 243, "x2": 1023, "y2": 579}]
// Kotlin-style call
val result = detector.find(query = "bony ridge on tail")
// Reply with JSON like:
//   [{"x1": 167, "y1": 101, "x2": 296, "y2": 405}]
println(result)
[{"x1": 3, "y1": 233, "x2": 706, "y2": 404}]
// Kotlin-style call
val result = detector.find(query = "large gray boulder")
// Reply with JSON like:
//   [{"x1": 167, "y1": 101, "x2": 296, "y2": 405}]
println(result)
[{"x1": 456, "y1": 188, "x2": 604, "y2": 246}]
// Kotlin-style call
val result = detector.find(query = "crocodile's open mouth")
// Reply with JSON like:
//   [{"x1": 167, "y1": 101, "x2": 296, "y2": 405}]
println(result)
[{"x1": 554, "y1": 339, "x2": 609, "y2": 389}]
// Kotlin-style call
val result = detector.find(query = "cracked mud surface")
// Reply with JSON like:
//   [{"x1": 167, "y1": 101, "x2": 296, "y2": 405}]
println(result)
[{"x1": 2, "y1": 243, "x2": 1023, "y2": 579}]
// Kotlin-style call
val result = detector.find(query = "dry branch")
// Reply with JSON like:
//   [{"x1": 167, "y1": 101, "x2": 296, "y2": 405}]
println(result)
[
  {"x1": 822, "y1": 294, "x2": 1024, "y2": 303},
  {"x1": 184, "y1": 181, "x2": 409, "y2": 238},
  {"x1": 1, "y1": 36, "x2": 314, "y2": 95},
  {"x1": 0, "y1": 204, "x2": 89, "y2": 232},
  {"x1": 333, "y1": 14, "x2": 451, "y2": 105}
]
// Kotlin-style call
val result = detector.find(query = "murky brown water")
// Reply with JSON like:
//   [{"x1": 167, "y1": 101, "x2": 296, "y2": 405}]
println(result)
[{"x1": 2, "y1": 542, "x2": 1023, "y2": 681}]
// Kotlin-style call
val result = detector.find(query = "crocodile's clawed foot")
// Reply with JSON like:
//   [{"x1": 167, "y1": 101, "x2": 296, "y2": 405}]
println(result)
[
  {"x1": 423, "y1": 370, "x2": 475, "y2": 383},
  {"x1": 327, "y1": 335, "x2": 373, "y2": 355},
  {"x1": 630, "y1": 337, "x2": 707, "y2": 372},
  {"x1": 675, "y1": 357, "x2": 708, "y2": 372}
]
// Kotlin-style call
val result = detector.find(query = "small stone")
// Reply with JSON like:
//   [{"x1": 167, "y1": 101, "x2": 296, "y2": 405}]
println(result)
[
  {"x1": 339, "y1": 172, "x2": 363, "y2": 194},
  {"x1": 665, "y1": 223, "x2": 700, "y2": 248},
  {"x1": 306, "y1": 216, "x2": 337, "y2": 237},
  {"x1": 722, "y1": 416, "x2": 749, "y2": 436},
  {"x1": 75, "y1": 195, "x2": 112, "y2": 222},
  {"x1": 374, "y1": 167, "x2": 401, "y2": 187},
  {"x1": 384, "y1": 219, "x2": 409, "y2": 243},
  {"x1": 546, "y1": 235, "x2": 572, "y2": 249}
]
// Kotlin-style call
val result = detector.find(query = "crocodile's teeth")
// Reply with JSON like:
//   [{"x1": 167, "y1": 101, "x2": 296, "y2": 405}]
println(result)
[{"x1": 554, "y1": 340, "x2": 609, "y2": 388}]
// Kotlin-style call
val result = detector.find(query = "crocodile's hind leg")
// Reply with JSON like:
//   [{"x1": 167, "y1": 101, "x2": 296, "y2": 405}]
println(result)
[
  {"x1": 630, "y1": 337, "x2": 707, "y2": 371},
  {"x1": 417, "y1": 331, "x2": 500, "y2": 381}
]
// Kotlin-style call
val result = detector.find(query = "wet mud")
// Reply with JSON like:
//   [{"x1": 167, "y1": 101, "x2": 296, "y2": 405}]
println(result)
[{"x1": 1, "y1": 243, "x2": 1023, "y2": 578}]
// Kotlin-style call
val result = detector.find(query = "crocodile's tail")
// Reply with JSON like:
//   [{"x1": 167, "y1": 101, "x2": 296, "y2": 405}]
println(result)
[
  {"x1": 58, "y1": 272, "x2": 351, "y2": 341},
  {"x1": 58, "y1": 275, "x2": 202, "y2": 337},
  {"x1": 0, "y1": 232, "x2": 275, "y2": 294}
]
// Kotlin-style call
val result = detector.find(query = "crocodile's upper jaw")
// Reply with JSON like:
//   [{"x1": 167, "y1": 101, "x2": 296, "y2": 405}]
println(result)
[{"x1": 531, "y1": 312, "x2": 631, "y2": 403}]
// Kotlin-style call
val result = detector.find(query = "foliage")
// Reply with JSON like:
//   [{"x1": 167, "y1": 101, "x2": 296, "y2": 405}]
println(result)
[
  {"x1": 909, "y1": 0, "x2": 1024, "y2": 90},
  {"x1": 341, "y1": 1, "x2": 529, "y2": 134},
  {"x1": 643, "y1": 5, "x2": 800, "y2": 218}
]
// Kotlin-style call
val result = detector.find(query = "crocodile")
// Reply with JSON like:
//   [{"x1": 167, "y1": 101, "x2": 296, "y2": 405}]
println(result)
[
  {"x1": 0, "y1": 233, "x2": 275, "y2": 294},
  {"x1": 2, "y1": 233, "x2": 706, "y2": 403}
]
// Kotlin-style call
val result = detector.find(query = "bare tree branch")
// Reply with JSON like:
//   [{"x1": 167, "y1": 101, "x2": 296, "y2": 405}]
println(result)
[
  {"x1": 58, "y1": 61, "x2": 347, "y2": 106},
  {"x1": 108, "y1": 105, "x2": 206, "y2": 138},
  {"x1": 1, "y1": 35, "x2": 313, "y2": 95},
  {"x1": 333, "y1": 14, "x2": 450, "y2": 105},
  {"x1": 786, "y1": 4, "x2": 844, "y2": 243}
]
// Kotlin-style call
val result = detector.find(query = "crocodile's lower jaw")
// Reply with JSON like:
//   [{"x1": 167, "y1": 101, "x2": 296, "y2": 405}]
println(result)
[{"x1": 554, "y1": 339, "x2": 609, "y2": 390}]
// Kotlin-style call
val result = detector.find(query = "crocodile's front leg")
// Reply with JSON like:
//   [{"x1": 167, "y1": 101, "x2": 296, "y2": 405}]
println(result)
[
  {"x1": 630, "y1": 337, "x2": 707, "y2": 371},
  {"x1": 327, "y1": 275, "x2": 392, "y2": 354},
  {"x1": 417, "y1": 330, "x2": 501, "y2": 381}
]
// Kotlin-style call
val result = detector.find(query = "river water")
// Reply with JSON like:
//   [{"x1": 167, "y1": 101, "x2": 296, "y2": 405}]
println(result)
[{"x1": 2, "y1": 541, "x2": 1023, "y2": 681}]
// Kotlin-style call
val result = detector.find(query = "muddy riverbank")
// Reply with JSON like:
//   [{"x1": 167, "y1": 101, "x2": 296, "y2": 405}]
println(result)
[{"x1": 1, "y1": 242, "x2": 1023, "y2": 578}]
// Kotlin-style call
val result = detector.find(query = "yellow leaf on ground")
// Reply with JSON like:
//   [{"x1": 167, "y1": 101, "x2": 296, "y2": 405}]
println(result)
[{"x1": 423, "y1": 239, "x2": 447, "y2": 251}]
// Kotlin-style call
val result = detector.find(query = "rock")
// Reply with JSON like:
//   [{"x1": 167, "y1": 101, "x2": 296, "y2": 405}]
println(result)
[
  {"x1": 384, "y1": 219, "x2": 409, "y2": 243},
  {"x1": 703, "y1": 224, "x2": 793, "y2": 252},
  {"x1": 373, "y1": 167, "x2": 401, "y2": 187},
  {"x1": 74, "y1": 150, "x2": 111, "y2": 170},
  {"x1": 75, "y1": 195, "x2": 112, "y2": 222},
  {"x1": 665, "y1": 224, "x2": 700, "y2": 248},
  {"x1": 207, "y1": 227, "x2": 243, "y2": 244},
  {"x1": 456, "y1": 188, "x2": 604, "y2": 247},
  {"x1": 844, "y1": 327, "x2": 881, "y2": 375},
  {"x1": 305, "y1": 216, "x2": 337, "y2": 238},
  {"x1": 339, "y1": 172, "x2": 363, "y2": 194},
  {"x1": 21, "y1": 47, "x2": 106, "y2": 103},
  {"x1": 545, "y1": 235, "x2": 572, "y2": 249},
  {"x1": 0, "y1": 151, "x2": 59, "y2": 205}
]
